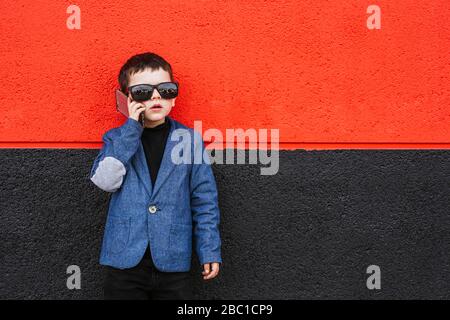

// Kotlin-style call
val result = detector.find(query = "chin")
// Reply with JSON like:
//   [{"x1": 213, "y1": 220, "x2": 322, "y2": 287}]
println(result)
[{"x1": 145, "y1": 112, "x2": 166, "y2": 121}]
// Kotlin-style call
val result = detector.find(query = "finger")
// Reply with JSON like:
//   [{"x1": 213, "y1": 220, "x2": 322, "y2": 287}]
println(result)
[
  {"x1": 204, "y1": 268, "x2": 218, "y2": 280},
  {"x1": 128, "y1": 95, "x2": 142, "y2": 108},
  {"x1": 127, "y1": 95, "x2": 133, "y2": 106},
  {"x1": 202, "y1": 263, "x2": 210, "y2": 275},
  {"x1": 132, "y1": 104, "x2": 145, "y2": 114},
  {"x1": 127, "y1": 96, "x2": 136, "y2": 113},
  {"x1": 205, "y1": 263, "x2": 219, "y2": 279},
  {"x1": 129, "y1": 100, "x2": 137, "y2": 109},
  {"x1": 210, "y1": 269, "x2": 219, "y2": 279},
  {"x1": 135, "y1": 108, "x2": 145, "y2": 119}
]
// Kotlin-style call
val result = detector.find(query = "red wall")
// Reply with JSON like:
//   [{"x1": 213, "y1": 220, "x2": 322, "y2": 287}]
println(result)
[{"x1": 0, "y1": 0, "x2": 449, "y2": 149}]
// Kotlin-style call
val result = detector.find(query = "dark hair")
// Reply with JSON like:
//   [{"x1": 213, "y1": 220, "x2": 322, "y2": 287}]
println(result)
[{"x1": 118, "y1": 52, "x2": 173, "y2": 93}]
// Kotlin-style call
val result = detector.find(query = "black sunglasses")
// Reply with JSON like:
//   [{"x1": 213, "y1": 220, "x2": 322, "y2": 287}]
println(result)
[{"x1": 127, "y1": 81, "x2": 179, "y2": 102}]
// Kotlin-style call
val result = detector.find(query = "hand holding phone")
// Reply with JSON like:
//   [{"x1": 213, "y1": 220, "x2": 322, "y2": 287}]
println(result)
[{"x1": 115, "y1": 89, "x2": 146, "y2": 126}]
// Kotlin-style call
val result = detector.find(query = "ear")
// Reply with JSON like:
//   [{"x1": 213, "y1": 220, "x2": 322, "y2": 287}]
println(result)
[{"x1": 171, "y1": 98, "x2": 176, "y2": 107}]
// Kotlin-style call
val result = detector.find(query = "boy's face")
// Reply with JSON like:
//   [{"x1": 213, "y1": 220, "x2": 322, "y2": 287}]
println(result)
[{"x1": 127, "y1": 68, "x2": 176, "y2": 123}]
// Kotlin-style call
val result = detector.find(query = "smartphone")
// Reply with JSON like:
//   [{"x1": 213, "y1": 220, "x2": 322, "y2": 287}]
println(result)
[{"x1": 115, "y1": 89, "x2": 145, "y2": 126}]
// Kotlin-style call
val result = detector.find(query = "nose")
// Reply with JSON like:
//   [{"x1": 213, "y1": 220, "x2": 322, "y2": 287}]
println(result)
[{"x1": 151, "y1": 88, "x2": 161, "y2": 100}]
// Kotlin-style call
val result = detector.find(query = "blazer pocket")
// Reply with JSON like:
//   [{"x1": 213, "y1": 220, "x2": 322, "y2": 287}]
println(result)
[
  {"x1": 106, "y1": 216, "x2": 131, "y2": 255},
  {"x1": 169, "y1": 223, "x2": 193, "y2": 257}
]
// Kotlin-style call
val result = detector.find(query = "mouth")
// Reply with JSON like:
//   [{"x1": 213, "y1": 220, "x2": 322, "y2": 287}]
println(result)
[{"x1": 149, "y1": 104, "x2": 163, "y2": 110}]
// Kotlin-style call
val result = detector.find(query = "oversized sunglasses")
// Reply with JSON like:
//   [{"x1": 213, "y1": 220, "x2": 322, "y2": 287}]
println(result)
[{"x1": 127, "y1": 81, "x2": 179, "y2": 102}]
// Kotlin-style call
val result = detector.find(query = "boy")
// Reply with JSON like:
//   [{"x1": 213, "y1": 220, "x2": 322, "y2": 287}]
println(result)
[{"x1": 89, "y1": 52, "x2": 222, "y2": 300}]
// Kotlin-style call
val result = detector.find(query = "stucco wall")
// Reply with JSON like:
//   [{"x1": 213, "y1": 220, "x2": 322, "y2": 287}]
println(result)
[{"x1": 0, "y1": 1, "x2": 449, "y2": 299}]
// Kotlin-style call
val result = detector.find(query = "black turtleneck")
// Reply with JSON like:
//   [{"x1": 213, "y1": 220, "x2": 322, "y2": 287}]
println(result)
[
  {"x1": 141, "y1": 117, "x2": 171, "y2": 263},
  {"x1": 140, "y1": 116, "x2": 171, "y2": 188}
]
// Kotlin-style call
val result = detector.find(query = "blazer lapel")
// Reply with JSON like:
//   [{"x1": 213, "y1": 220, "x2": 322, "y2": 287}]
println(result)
[
  {"x1": 132, "y1": 140, "x2": 153, "y2": 197},
  {"x1": 151, "y1": 116, "x2": 178, "y2": 197}
]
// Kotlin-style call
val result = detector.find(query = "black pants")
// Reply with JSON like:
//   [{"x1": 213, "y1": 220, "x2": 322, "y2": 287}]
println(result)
[{"x1": 104, "y1": 245, "x2": 193, "y2": 300}]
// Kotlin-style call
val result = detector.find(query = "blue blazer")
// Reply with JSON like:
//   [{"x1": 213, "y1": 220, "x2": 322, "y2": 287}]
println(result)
[{"x1": 89, "y1": 116, "x2": 222, "y2": 271}]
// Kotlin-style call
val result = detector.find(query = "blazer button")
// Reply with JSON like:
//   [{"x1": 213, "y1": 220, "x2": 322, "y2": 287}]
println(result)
[{"x1": 148, "y1": 205, "x2": 157, "y2": 214}]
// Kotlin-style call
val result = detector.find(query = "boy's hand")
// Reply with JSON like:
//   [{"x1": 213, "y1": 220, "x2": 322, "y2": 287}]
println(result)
[
  {"x1": 202, "y1": 262, "x2": 220, "y2": 280},
  {"x1": 127, "y1": 94, "x2": 146, "y2": 122}
]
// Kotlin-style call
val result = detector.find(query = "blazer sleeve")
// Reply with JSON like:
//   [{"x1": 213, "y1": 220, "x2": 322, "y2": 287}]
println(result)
[
  {"x1": 190, "y1": 130, "x2": 222, "y2": 265},
  {"x1": 89, "y1": 117, "x2": 144, "y2": 193}
]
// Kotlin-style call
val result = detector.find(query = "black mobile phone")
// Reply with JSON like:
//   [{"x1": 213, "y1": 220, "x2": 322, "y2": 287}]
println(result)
[{"x1": 115, "y1": 89, "x2": 145, "y2": 126}]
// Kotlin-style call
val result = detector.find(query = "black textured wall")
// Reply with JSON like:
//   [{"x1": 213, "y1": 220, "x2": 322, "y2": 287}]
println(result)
[{"x1": 1, "y1": 149, "x2": 449, "y2": 299}]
